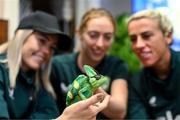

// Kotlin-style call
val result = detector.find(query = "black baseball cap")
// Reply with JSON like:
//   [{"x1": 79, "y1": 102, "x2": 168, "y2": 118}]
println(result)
[{"x1": 17, "y1": 11, "x2": 72, "y2": 52}]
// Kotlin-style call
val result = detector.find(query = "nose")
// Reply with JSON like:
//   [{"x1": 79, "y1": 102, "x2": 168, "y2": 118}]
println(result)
[
  {"x1": 96, "y1": 36, "x2": 104, "y2": 48},
  {"x1": 135, "y1": 37, "x2": 145, "y2": 49}
]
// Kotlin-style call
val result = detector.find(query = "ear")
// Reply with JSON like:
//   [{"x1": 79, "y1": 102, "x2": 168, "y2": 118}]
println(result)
[
  {"x1": 83, "y1": 65, "x2": 97, "y2": 77},
  {"x1": 165, "y1": 32, "x2": 173, "y2": 45}
]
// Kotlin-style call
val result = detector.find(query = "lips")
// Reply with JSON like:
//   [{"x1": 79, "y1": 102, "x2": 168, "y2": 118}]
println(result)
[
  {"x1": 137, "y1": 51, "x2": 153, "y2": 64},
  {"x1": 32, "y1": 53, "x2": 45, "y2": 64},
  {"x1": 92, "y1": 50, "x2": 104, "y2": 57}
]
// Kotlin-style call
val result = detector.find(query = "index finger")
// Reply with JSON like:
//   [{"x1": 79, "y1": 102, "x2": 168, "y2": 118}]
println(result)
[{"x1": 79, "y1": 93, "x2": 105, "y2": 109}]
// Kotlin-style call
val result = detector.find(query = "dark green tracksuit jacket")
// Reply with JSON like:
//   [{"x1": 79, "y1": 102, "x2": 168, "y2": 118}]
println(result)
[
  {"x1": 51, "y1": 52, "x2": 129, "y2": 119},
  {"x1": 0, "y1": 54, "x2": 59, "y2": 119},
  {"x1": 127, "y1": 49, "x2": 180, "y2": 119}
]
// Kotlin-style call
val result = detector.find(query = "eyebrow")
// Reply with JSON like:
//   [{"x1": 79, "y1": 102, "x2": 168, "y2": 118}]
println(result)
[
  {"x1": 129, "y1": 30, "x2": 152, "y2": 36},
  {"x1": 88, "y1": 31, "x2": 114, "y2": 35},
  {"x1": 141, "y1": 31, "x2": 151, "y2": 34}
]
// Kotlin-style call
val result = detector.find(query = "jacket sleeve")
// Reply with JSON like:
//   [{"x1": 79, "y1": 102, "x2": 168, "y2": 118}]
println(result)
[
  {"x1": 29, "y1": 87, "x2": 59, "y2": 119},
  {"x1": 0, "y1": 67, "x2": 9, "y2": 118}
]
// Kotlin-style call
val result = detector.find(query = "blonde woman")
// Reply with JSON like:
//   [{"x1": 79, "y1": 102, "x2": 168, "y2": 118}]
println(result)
[
  {"x1": 0, "y1": 11, "x2": 109, "y2": 119},
  {"x1": 127, "y1": 9, "x2": 180, "y2": 119}
]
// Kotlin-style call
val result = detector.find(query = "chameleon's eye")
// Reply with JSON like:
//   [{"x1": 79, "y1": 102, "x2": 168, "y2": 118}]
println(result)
[{"x1": 95, "y1": 74, "x2": 101, "y2": 80}]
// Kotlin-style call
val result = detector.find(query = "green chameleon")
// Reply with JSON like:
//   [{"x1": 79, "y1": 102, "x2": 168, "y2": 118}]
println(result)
[{"x1": 66, "y1": 65, "x2": 109, "y2": 106}]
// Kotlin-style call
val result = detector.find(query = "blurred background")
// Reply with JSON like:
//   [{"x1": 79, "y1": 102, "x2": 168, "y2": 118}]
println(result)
[{"x1": 0, "y1": 0, "x2": 179, "y2": 73}]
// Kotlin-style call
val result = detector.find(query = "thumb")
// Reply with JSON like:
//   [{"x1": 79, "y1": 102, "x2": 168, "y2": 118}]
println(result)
[{"x1": 80, "y1": 93, "x2": 104, "y2": 109}]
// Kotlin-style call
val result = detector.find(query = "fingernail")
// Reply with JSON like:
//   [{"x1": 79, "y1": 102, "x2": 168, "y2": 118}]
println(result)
[{"x1": 97, "y1": 93, "x2": 104, "y2": 101}]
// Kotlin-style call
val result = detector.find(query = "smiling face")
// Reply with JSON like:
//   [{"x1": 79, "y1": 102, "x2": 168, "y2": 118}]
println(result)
[
  {"x1": 80, "y1": 16, "x2": 114, "y2": 63},
  {"x1": 128, "y1": 18, "x2": 172, "y2": 68},
  {"x1": 21, "y1": 32, "x2": 57, "y2": 71}
]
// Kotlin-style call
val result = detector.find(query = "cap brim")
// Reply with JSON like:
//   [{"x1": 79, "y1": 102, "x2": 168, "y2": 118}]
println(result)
[{"x1": 34, "y1": 26, "x2": 63, "y2": 34}]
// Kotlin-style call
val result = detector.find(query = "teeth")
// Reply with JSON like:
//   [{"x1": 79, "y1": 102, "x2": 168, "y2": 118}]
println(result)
[
  {"x1": 140, "y1": 52, "x2": 151, "y2": 59},
  {"x1": 33, "y1": 55, "x2": 44, "y2": 62},
  {"x1": 94, "y1": 52, "x2": 102, "y2": 55},
  {"x1": 94, "y1": 50, "x2": 103, "y2": 55}
]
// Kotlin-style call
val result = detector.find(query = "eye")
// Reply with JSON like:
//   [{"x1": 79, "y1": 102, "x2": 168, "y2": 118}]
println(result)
[
  {"x1": 94, "y1": 74, "x2": 101, "y2": 80},
  {"x1": 142, "y1": 34, "x2": 150, "y2": 40},
  {"x1": 141, "y1": 32, "x2": 153, "y2": 40},
  {"x1": 35, "y1": 33, "x2": 47, "y2": 45},
  {"x1": 104, "y1": 33, "x2": 113, "y2": 41},
  {"x1": 87, "y1": 31, "x2": 99, "y2": 39},
  {"x1": 129, "y1": 35, "x2": 137, "y2": 43}
]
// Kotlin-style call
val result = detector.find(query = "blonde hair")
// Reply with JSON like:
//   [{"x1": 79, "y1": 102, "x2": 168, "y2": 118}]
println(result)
[
  {"x1": 0, "y1": 42, "x2": 8, "y2": 54},
  {"x1": 79, "y1": 8, "x2": 116, "y2": 35},
  {"x1": 127, "y1": 9, "x2": 173, "y2": 36},
  {"x1": 0, "y1": 30, "x2": 56, "y2": 98}
]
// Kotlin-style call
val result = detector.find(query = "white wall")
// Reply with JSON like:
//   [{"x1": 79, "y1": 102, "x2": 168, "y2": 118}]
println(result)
[
  {"x1": 0, "y1": 0, "x2": 4, "y2": 17},
  {"x1": 0, "y1": 0, "x2": 19, "y2": 40},
  {"x1": 100, "y1": 0, "x2": 131, "y2": 17}
]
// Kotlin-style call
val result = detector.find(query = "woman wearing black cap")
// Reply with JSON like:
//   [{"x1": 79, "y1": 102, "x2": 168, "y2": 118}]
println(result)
[{"x1": 0, "y1": 11, "x2": 109, "y2": 119}]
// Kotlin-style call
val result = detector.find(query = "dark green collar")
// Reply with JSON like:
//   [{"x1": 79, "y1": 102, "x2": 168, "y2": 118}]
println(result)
[{"x1": 18, "y1": 69, "x2": 36, "y2": 85}]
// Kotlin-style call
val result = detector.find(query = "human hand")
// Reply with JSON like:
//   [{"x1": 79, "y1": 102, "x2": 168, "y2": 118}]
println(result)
[{"x1": 56, "y1": 93, "x2": 110, "y2": 120}]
